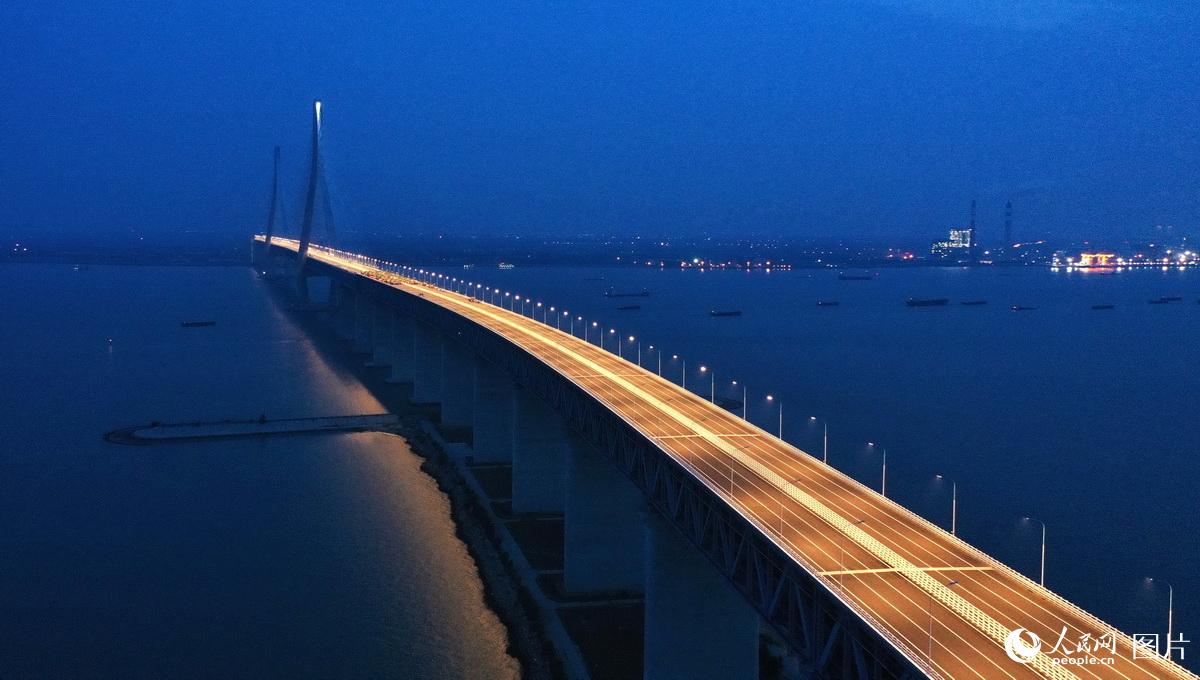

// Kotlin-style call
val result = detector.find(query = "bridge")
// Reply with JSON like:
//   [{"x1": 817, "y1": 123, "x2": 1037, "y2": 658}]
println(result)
[{"x1": 255, "y1": 233, "x2": 1194, "y2": 680}]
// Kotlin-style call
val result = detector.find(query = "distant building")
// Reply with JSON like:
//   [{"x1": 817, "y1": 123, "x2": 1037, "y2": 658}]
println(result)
[
  {"x1": 930, "y1": 227, "x2": 974, "y2": 259},
  {"x1": 1076, "y1": 252, "x2": 1116, "y2": 267}
]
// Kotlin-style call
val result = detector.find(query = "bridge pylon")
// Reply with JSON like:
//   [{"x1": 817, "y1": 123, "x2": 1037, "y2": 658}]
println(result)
[{"x1": 295, "y1": 99, "x2": 333, "y2": 301}]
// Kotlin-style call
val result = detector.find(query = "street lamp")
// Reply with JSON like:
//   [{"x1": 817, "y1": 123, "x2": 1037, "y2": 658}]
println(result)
[
  {"x1": 672, "y1": 355, "x2": 686, "y2": 388},
  {"x1": 629, "y1": 336, "x2": 640, "y2": 365},
  {"x1": 1146, "y1": 578, "x2": 1175, "y2": 659},
  {"x1": 731, "y1": 380, "x2": 747, "y2": 418},
  {"x1": 928, "y1": 579, "x2": 961, "y2": 660},
  {"x1": 649, "y1": 345, "x2": 661, "y2": 375},
  {"x1": 699, "y1": 365, "x2": 714, "y2": 402},
  {"x1": 766, "y1": 395, "x2": 782, "y2": 438},
  {"x1": 810, "y1": 416, "x2": 828, "y2": 464},
  {"x1": 607, "y1": 328, "x2": 616, "y2": 354},
  {"x1": 935, "y1": 475, "x2": 957, "y2": 536},
  {"x1": 867, "y1": 442, "x2": 887, "y2": 497},
  {"x1": 1022, "y1": 517, "x2": 1046, "y2": 587}
]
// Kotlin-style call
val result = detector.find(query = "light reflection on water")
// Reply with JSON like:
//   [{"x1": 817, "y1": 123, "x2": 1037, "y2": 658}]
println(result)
[{"x1": 0, "y1": 264, "x2": 519, "y2": 679}]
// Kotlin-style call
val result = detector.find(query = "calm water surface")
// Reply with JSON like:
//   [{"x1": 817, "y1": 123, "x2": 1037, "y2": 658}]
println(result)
[
  {"x1": 5, "y1": 260, "x2": 1198, "y2": 674},
  {"x1": 440, "y1": 262, "x2": 1200, "y2": 668},
  {"x1": 0, "y1": 264, "x2": 520, "y2": 679}
]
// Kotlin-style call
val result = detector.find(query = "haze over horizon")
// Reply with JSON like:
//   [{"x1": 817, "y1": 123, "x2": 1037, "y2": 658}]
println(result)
[{"x1": 3, "y1": 1, "x2": 1197, "y2": 245}]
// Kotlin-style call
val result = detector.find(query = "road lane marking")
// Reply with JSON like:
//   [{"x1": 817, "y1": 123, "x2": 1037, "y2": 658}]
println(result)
[{"x1": 820, "y1": 566, "x2": 996, "y2": 577}]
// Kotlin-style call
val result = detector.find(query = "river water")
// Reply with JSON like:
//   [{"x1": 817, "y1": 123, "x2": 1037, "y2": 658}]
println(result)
[
  {"x1": 437, "y1": 261, "x2": 1200, "y2": 670},
  {"x1": 0, "y1": 264, "x2": 520, "y2": 679},
  {"x1": 4, "y1": 259, "x2": 1198, "y2": 675}
]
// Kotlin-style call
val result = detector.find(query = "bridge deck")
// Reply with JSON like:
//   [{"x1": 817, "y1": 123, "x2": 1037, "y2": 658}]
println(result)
[{"x1": 267, "y1": 237, "x2": 1194, "y2": 680}]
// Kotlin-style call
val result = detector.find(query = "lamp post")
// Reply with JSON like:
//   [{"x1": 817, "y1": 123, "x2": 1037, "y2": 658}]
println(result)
[
  {"x1": 628, "y1": 336, "x2": 640, "y2": 365},
  {"x1": 811, "y1": 416, "x2": 828, "y2": 464},
  {"x1": 649, "y1": 345, "x2": 661, "y2": 375},
  {"x1": 699, "y1": 365, "x2": 714, "y2": 402},
  {"x1": 608, "y1": 328, "x2": 617, "y2": 354},
  {"x1": 867, "y1": 442, "x2": 887, "y2": 497},
  {"x1": 928, "y1": 579, "x2": 961, "y2": 660},
  {"x1": 935, "y1": 475, "x2": 958, "y2": 535},
  {"x1": 672, "y1": 355, "x2": 686, "y2": 388},
  {"x1": 1146, "y1": 578, "x2": 1175, "y2": 659},
  {"x1": 766, "y1": 395, "x2": 782, "y2": 438},
  {"x1": 731, "y1": 380, "x2": 747, "y2": 418},
  {"x1": 1023, "y1": 517, "x2": 1046, "y2": 587}
]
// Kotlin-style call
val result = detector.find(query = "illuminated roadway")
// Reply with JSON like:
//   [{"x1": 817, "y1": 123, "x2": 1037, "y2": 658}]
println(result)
[{"x1": 265, "y1": 236, "x2": 1195, "y2": 680}]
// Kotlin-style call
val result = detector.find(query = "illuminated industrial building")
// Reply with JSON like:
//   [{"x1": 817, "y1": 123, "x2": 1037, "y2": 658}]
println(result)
[{"x1": 930, "y1": 227, "x2": 974, "y2": 259}]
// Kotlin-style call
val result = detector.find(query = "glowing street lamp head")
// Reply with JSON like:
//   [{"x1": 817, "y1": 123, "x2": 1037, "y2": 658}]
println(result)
[
  {"x1": 628, "y1": 335, "x2": 635, "y2": 342},
  {"x1": 699, "y1": 365, "x2": 708, "y2": 372},
  {"x1": 766, "y1": 394, "x2": 775, "y2": 401}
]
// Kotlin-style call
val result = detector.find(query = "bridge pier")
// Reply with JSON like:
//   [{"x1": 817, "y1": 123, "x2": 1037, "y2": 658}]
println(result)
[
  {"x1": 351, "y1": 291, "x2": 372, "y2": 354},
  {"x1": 440, "y1": 336, "x2": 475, "y2": 429},
  {"x1": 387, "y1": 310, "x2": 415, "y2": 384},
  {"x1": 511, "y1": 389, "x2": 568, "y2": 514},
  {"x1": 331, "y1": 283, "x2": 355, "y2": 341},
  {"x1": 411, "y1": 323, "x2": 444, "y2": 404},
  {"x1": 471, "y1": 359, "x2": 515, "y2": 463},
  {"x1": 644, "y1": 514, "x2": 760, "y2": 680},
  {"x1": 563, "y1": 444, "x2": 645, "y2": 595},
  {"x1": 367, "y1": 301, "x2": 392, "y2": 367}
]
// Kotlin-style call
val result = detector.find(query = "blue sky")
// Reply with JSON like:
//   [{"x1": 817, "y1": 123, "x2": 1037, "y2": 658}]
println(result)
[{"x1": 2, "y1": 1, "x2": 1197, "y2": 244}]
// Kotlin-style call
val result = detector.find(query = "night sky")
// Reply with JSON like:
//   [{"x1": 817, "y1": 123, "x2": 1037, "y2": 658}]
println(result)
[{"x1": 3, "y1": 1, "x2": 1198, "y2": 244}]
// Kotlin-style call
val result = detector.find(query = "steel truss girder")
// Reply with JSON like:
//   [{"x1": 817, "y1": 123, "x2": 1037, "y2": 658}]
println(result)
[{"x1": 295, "y1": 257, "x2": 927, "y2": 680}]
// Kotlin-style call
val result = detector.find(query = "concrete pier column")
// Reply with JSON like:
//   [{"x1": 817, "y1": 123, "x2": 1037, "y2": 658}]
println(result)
[
  {"x1": 333, "y1": 285, "x2": 355, "y2": 341},
  {"x1": 564, "y1": 445, "x2": 645, "y2": 595},
  {"x1": 644, "y1": 514, "x2": 759, "y2": 680},
  {"x1": 367, "y1": 302, "x2": 392, "y2": 366},
  {"x1": 411, "y1": 322, "x2": 444, "y2": 403},
  {"x1": 352, "y1": 292, "x2": 372, "y2": 354},
  {"x1": 511, "y1": 390, "x2": 568, "y2": 514},
  {"x1": 387, "y1": 310, "x2": 415, "y2": 384},
  {"x1": 471, "y1": 359, "x2": 514, "y2": 463},
  {"x1": 440, "y1": 337, "x2": 475, "y2": 428}
]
